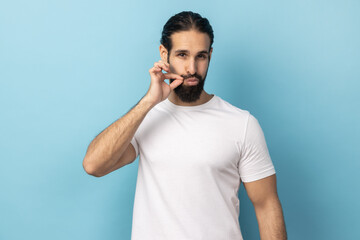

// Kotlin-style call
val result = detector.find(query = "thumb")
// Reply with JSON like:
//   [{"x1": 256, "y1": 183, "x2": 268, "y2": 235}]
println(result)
[{"x1": 169, "y1": 79, "x2": 183, "y2": 90}]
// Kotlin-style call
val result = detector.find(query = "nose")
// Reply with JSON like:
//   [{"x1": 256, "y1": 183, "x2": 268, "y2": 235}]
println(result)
[{"x1": 186, "y1": 58, "x2": 196, "y2": 75}]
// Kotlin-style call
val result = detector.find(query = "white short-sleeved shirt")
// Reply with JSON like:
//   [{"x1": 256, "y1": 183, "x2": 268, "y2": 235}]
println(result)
[{"x1": 130, "y1": 95, "x2": 275, "y2": 240}]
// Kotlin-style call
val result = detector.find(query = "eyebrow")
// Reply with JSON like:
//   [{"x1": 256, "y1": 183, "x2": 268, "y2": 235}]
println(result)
[{"x1": 174, "y1": 49, "x2": 209, "y2": 55}]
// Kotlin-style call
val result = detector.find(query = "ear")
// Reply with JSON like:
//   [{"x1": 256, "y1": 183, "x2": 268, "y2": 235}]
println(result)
[
  {"x1": 159, "y1": 44, "x2": 168, "y2": 62},
  {"x1": 209, "y1": 47, "x2": 213, "y2": 61}
]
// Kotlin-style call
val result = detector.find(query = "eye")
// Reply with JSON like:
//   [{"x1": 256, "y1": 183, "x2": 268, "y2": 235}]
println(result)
[
  {"x1": 198, "y1": 54, "x2": 207, "y2": 59},
  {"x1": 178, "y1": 53, "x2": 186, "y2": 57}
]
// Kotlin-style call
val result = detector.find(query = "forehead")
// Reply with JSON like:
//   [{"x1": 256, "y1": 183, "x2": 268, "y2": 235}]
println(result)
[{"x1": 170, "y1": 30, "x2": 211, "y2": 52}]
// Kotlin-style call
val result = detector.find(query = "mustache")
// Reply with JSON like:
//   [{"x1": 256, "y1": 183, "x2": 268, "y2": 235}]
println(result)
[{"x1": 181, "y1": 73, "x2": 202, "y2": 80}]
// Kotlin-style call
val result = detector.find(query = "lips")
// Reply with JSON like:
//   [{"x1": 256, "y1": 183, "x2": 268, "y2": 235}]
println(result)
[{"x1": 184, "y1": 77, "x2": 199, "y2": 86}]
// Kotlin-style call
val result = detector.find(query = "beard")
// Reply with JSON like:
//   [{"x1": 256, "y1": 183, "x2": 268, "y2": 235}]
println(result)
[
  {"x1": 170, "y1": 73, "x2": 205, "y2": 102},
  {"x1": 170, "y1": 72, "x2": 207, "y2": 103}
]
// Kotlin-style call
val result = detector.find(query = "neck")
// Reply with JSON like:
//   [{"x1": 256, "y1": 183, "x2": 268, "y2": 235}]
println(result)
[{"x1": 168, "y1": 90, "x2": 214, "y2": 106}]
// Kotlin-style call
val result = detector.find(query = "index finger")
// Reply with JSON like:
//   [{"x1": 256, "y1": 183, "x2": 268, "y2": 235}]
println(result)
[{"x1": 163, "y1": 73, "x2": 183, "y2": 80}]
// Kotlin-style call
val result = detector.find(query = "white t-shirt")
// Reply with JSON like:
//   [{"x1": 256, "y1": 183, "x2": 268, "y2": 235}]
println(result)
[{"x1": 130, "y1": 94, "x2": 275, "y2": 240}]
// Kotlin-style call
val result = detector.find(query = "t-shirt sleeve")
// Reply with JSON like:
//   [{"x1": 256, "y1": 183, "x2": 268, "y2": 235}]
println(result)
[
  {"x1": 238, "y1": 113, "x2": 276, "y2": 182},
  {"x1": 130, "y1": 136, "x2": 139, "y2": 157}
]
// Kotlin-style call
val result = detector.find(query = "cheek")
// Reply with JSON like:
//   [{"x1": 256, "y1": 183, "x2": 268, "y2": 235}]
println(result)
[
  {"x1": 169, "y1": 60, "x2": 182, "y2": 74},
  {"x1": 169, "y1": 64, "x2": 177, "y2": 74},
  {"x1": 199, "y1": 62, "x2": 209, "y2": 73}
]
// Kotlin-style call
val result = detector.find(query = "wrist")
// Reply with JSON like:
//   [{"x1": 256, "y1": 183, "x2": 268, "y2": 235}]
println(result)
[{"x1": 140, "y1": 95, "x2": 157, "y2": 110}]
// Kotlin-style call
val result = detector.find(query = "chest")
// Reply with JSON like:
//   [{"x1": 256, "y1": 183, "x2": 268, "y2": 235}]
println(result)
[{"x1": 137, "y1": 112, "x2": 241, "y2": 173}]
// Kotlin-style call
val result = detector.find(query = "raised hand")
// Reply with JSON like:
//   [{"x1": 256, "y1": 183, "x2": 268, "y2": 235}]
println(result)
[{"x1": 144, "y1": 60, "x2": 184, "y2": 106}]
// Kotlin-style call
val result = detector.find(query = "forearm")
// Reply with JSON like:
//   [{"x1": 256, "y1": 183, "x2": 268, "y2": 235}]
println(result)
[
  {"x1": 255, "y1": 197, "x2": 287, "y2": 240},
  {"x1": 83, "y1": 95, "x2": 155, "y2": 175}
]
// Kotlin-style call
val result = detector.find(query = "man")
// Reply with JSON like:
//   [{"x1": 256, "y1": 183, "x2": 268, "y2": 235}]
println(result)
[{"x1": 83, "y1": 11, "x2": 287, "y2": 240}]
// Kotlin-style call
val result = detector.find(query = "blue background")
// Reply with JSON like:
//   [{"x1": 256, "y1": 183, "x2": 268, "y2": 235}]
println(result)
[{"x1": 1, "y1": 0, "x2": 359, "y2": 239}]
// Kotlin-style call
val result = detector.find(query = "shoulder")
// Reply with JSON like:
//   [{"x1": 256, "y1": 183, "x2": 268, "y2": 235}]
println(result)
[
  {"x1": 213, "y1": 95, "x2": 251, "y2": 120},
  {"x1": 213, "y1": 96, "x2": 268, "y2": 141},
  {"x1": 215, "y1": 96, "x2": 264, "y2": 124}
]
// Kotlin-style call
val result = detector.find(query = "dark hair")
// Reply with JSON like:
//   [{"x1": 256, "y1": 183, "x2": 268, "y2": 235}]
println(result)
[{"x1": 160, "y1": 11, "x2": 214, "y2": 54}]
